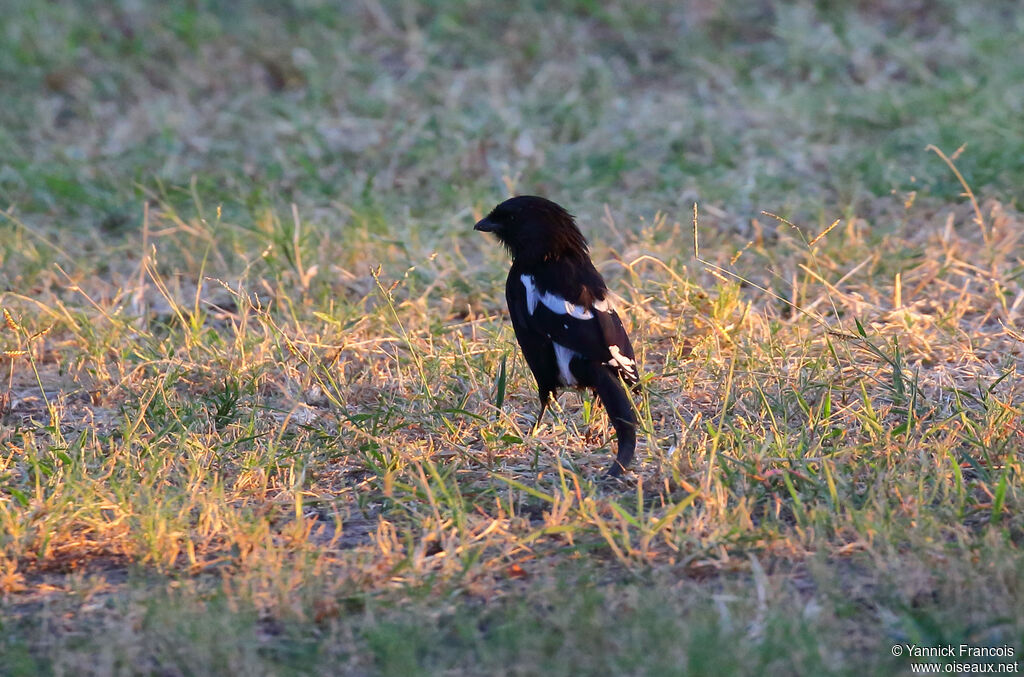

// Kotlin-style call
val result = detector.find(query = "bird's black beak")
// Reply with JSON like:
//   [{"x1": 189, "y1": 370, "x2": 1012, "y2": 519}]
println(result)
[{"x1": 473, "y1": 217, "x2": 499, "y2": 233}]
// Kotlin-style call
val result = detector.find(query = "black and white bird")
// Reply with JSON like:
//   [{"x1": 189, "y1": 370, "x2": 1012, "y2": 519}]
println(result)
[{"x1": 474, "y1": 195, "x2": 640, "y2": 477}]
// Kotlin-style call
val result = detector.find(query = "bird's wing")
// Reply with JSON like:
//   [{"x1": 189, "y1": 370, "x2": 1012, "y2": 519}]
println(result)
[
  {"x1": 506, "y1": 273, "x2": 561, "y2": 397},
  {"x1": 518, "y1": 274, "x2": 638, "y2": 384}
]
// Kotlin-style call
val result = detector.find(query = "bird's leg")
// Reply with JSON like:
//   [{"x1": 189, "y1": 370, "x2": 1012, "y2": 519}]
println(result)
[{"x1": 529, "y1": 391, "x2": 550, "y2": 435}]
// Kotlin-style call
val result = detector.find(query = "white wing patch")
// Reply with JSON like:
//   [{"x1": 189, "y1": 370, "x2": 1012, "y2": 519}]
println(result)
[
  {"x1": 520, "y1": 274, "x2": 594, "y2": 320},
  {"x1": 607, "y1": 345, "x2": 636, "y2": 377},
  {"x1": 553, "y1": 343, "x2": 578, "y2": 386}
]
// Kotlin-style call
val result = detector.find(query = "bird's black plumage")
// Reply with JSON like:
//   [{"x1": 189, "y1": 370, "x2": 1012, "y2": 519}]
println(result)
[{"x1": 475, "y1": 195, "x2": 640, "y2": 477}]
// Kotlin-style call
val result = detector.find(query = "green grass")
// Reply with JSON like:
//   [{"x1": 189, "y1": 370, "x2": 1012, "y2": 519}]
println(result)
[{"x1": 2, "y1": 1, "x2": 1024, "y2": 675}]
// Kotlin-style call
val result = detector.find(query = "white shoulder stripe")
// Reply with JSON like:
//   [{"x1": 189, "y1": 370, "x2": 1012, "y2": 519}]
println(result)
[
  {"x1": 519, "y1": 274, "x2": 594, "y2": 320},
  {"x1": 540, "y1": 293, "x2": 593, "y2": 320},
  {"x1": 520, "y1": 274, "x2": 540, "y2": 314}
]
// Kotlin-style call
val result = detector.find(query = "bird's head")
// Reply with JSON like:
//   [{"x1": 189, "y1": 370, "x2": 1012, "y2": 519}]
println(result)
[{"x1": 474, "y1": 195, "x2": 588, "y2": 263}]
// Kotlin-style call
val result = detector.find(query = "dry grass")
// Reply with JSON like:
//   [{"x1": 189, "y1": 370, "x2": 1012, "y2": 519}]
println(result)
[{"x1": 1, "y1": 2, "x2": 1023, "y2": 675}]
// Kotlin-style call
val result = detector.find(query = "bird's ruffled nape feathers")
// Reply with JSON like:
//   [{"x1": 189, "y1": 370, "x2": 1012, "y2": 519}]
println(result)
[{"x1": 484, "y1": 195, "x2": 590, "y2": 265}]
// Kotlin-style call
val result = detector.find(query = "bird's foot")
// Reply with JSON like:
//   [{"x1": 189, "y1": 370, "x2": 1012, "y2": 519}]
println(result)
[{"x1": 602, "y1": 460, "x2": 629, "y2": 481}]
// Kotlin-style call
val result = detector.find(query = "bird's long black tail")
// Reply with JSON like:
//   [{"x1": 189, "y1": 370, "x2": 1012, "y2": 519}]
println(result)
[{"x1": 589, "y1": 365, "x2": 637, "y2": 477}]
